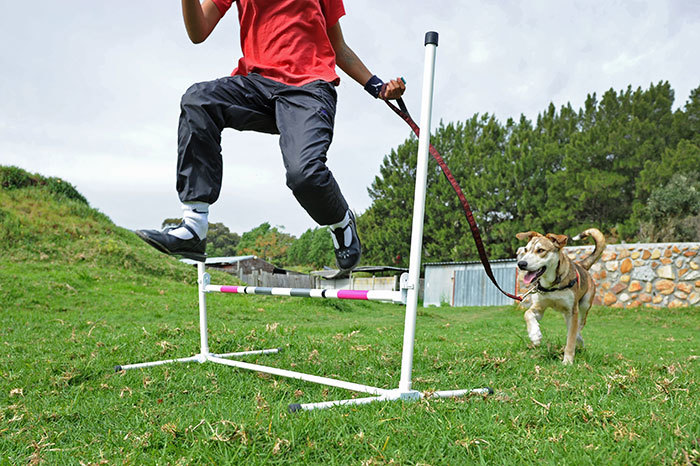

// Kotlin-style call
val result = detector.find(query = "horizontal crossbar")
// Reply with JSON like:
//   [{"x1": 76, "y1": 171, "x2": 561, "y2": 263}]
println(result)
[{"x1": 205, "y1": 285, "x2": 403, "y2": 303}]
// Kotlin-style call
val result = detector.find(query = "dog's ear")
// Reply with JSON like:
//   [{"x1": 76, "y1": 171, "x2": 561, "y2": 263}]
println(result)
[
  {"x1": 545, "y1": 234, "x2": 568, "y2": 249},
  {"x1": 516, "y1": 231, "x2": 540, "y2": 241}
]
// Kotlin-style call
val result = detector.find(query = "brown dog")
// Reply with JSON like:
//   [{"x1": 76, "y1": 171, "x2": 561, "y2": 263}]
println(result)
[{"x1": 515, "y1": 228, "x2": 606, "y2": 364}]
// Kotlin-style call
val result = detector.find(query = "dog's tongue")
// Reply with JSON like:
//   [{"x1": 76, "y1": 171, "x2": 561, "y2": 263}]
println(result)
[{"x1": 523, "y1": 271, "x2": 538, "y2": 285}]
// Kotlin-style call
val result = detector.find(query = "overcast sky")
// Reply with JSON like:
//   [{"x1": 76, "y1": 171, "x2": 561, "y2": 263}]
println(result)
[{"x1": 2, "y1": 1, "x2": 699, "y2": 237}]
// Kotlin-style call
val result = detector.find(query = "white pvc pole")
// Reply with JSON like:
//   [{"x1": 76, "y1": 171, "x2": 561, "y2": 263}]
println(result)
[
  {"x1": 398, "y1": 32, "x2": 439, "y2": 393},
  {"x1": 292, "y1": 395, "x2": 387, "y2": 412},
  {"x1": 431, "y1": 388, "x2": 493, "y2": 398},
  {"x1": 198, "y1": 262, "x2": 210, "y2": 355},
  {"x1": 117, "y1": 355, "x2": 202, "y2": 371},
  {"x1": 208, "y1": 356, "x2": 388, "y2": 396},
  {"x1": 212, "y1": 348, "x2": 280, "y2": 358}
]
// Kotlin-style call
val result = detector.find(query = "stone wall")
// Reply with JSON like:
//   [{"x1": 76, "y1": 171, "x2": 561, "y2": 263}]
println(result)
[{"x1": 517, "y1": 242, "x2": 700, "y2": 309}]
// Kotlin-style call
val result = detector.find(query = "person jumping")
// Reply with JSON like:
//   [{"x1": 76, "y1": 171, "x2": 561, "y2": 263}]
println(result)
[{"x1": 136, "y1": 0, "x2": 406, "y2": 271}]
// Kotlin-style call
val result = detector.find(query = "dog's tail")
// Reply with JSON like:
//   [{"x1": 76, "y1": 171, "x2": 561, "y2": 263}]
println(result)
[{"x1": 572, "y1": 228, "x2": 606, "y2": 270}]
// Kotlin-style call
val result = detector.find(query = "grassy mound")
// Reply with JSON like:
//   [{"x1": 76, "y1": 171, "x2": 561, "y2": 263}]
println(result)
[{"x1": 0, "y1": 165, "x2": 199, "y2": 283}]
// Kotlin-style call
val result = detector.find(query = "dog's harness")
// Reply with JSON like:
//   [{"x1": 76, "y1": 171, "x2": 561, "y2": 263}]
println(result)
[
  {"x1": 536, "y1": 269, "x2": 580, "y2": 294},
  {"x1": 386, "y1": 98, "x2": 523, "y2": 302}
]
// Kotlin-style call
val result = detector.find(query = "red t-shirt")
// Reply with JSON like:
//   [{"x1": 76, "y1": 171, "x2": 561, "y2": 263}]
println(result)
[{"x1": 211, "y1": 0, "x2": 345, "y2": 86}]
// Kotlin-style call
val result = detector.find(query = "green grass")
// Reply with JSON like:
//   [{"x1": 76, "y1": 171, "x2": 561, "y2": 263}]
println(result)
[{"x1": 1, "y1": 167, "x2": 699, "y2": 464}]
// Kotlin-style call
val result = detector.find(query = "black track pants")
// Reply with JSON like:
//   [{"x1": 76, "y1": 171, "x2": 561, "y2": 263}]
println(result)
[{"x1": 176, "y1": 73, "x2": 349, "y2": 225}]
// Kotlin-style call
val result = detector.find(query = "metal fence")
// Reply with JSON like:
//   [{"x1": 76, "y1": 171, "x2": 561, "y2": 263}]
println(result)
[
  {"x1": 453, "y1": 262, "x2": 517, "y2": 307},
  {"x1": 238, "y1": 270, "x2": 318, "y2": 289},
  {"x1": 424, "y1": 259, "x2": 517, "y2": 307}
]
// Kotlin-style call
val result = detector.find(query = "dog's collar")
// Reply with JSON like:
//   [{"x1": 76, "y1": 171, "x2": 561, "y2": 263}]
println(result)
[{"x1": 537, "y1": 269, "x2": 580, "y2": 293}]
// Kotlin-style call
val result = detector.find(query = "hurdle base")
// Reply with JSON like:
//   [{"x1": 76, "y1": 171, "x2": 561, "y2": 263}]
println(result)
[
  {"x1": 118, "y1": 349, "x2": 492, "y2": 412},
  {"x1": 288, "y1": 387, "x2": 492, "y2": 412},
  {"x1": 116, "y1": 348, "x2": 281, "y2": 372}
]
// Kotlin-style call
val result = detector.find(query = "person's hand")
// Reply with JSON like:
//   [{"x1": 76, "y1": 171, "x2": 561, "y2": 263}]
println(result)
[{"x1": 381, "y1": 77, "x2": 406, "y2": 100}]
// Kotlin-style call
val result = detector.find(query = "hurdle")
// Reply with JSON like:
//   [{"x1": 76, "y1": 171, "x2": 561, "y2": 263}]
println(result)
[{"x1": 117, "y1": 31, "x2": 492, "y2": 411}]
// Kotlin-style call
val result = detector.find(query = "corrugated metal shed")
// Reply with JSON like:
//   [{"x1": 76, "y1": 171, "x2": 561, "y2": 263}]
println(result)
[{"x1": 424, "y1": 259, "x2": 518, "y2": 307}]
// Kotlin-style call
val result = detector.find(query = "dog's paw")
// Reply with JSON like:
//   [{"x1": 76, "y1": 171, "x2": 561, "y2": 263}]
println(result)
[
  {"x1": 528, "y1": 332, "x2": 542, "y2": 346},
  {"x1": 562, "y1": 356, "x2": 574, "y2": 365}
]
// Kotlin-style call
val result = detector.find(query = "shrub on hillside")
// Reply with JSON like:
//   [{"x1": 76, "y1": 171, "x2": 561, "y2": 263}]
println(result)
[{"x1": 0, "y1": 165, "x2": 88, "y2": 205}]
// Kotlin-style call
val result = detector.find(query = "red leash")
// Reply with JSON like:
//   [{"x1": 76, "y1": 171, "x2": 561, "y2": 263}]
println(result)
[{"x1": 385, "y1": 98, "x2": 522, "y2": 302}]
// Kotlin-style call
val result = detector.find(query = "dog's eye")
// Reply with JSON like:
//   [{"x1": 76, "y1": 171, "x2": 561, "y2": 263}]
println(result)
[{"x1": 536, "y1": 248, "x2": 545, "y2": 254}]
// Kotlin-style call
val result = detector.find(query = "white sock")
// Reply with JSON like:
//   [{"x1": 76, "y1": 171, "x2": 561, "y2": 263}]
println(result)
[
  {"x1": 168, "y1": 202, "x2": 209, "y2": 240},
  {"x1": 328, "y1": 210, "x2": 352, "y2": 249}
]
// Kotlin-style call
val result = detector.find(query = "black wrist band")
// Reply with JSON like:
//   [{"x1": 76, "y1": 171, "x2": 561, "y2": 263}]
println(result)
[{"x1": 364, "y1": 75, "x2": 384, "y2": 99}]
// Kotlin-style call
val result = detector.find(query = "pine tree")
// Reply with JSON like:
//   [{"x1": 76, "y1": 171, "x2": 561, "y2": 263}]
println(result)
[
  {"x1": 360, "y1": 135, "x2": 419, "y2": 266},
  {"x1": 360, "y1": 81, "x2": 700, "y2": 263}
]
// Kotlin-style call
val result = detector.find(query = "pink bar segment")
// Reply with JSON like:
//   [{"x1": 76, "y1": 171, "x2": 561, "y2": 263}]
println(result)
[
  {"x1": 219, "y1": 286, "x2": 240, "y2": 293},
  {"x1": 336, "y1": 290, "x2": 369, "y2": 300}
]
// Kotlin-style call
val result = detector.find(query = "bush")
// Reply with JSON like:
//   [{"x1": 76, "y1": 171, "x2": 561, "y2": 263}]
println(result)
[
  {"x1": 0, "y1": 165, "x2": 34, "y2": 189},
  {"x1": 0, "y1": 165, "x2": 88, "y2": 204},
  {"x1": 639, "y1": 173, "x2": 700, "y2": 241}
]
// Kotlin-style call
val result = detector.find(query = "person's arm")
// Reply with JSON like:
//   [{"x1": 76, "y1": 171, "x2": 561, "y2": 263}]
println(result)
[
  {"x1": 182, "y1": 0, "x2": 224, "y2": 44},
  {"x1": 327, "y1": 22, "x2": 405, "y2": 100}
]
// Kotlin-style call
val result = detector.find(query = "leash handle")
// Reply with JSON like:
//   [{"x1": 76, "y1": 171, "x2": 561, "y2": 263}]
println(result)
[{"x1": 385, "y1": 98, "x2": 523, "y2": 302}]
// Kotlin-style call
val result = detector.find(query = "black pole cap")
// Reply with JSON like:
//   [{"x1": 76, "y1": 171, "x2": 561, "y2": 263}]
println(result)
[
  {"x1": 425, "y1": 31, "x2": 439, "y2": 46},
  {"x1": 288, "y1": 403, "x2": 302, "y2": 413}
]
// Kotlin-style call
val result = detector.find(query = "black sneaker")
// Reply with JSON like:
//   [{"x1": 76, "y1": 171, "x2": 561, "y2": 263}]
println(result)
[
  {"x1": 135, "y1": 222, "x2": 207, "y2": 262},
  {"x1": 330, "y1": 211, "x2": 361, "y2": 271}
]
